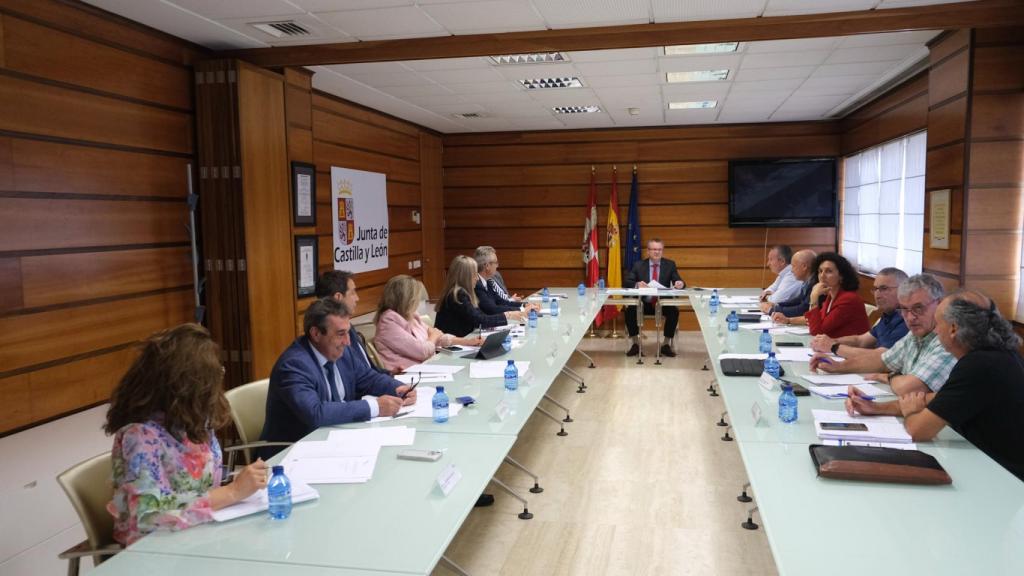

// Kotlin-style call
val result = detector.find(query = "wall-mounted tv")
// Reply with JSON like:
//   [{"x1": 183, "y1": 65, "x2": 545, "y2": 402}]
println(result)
[{"x1": 728, "y1": 158, "x2": 837, "y2": 228}]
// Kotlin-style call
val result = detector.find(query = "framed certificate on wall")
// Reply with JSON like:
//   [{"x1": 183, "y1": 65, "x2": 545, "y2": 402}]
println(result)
[
  {"x1": 291, "y1": 161, "x2": 316, "y2": 227},
  {"x1": 295, "y1": 235, "x2": 318, "y2": 297}
]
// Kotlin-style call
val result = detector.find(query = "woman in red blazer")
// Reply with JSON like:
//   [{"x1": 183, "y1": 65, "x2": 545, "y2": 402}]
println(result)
[{"x1": 804, "y1": 252, "x2": 870, "y2": 338}]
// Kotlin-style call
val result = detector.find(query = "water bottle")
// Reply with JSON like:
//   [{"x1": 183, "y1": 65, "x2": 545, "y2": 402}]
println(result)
[
  {"x1": 778, "y1": 383, "x2": 798, "y2": 423},
  {"x1": 727, "y1": 310, "x2": 739, "y2": 332},
  {"x1": 550, "y1": 298, "x2": 559, "y2": 317},
  {"x1": 542, "y1": 287, "x2": 550, "y2": 303},
  {"x1": 267, "y1": 465, "x2": 292, "y2": 520},
  {"x1": 504, "y1": 360, "x2": 519, "y2": 391},
  {"x1": 432, "y1": 386, "x2": 449, "y2": 423},
  {"x1": 528, "y1": 308, "x2": 538, "y2": 329},
  {"x1": 502, "y1": 331, "x2": 512, "y2": 352},
  {"x1": 709, "y1": 289, "x2": 720, "y2": 315},
  {"x1": 759, "y1": 329, "x2": 772, "y2": 354},
  {"x1": 763, "y1": 352, "x2": 781, "y2": 379},
  {"x1": 598, "y1": 278, "x2": 606, "y2": 292},
  {"x1": 577, "y1": 282, "x2": 586, "y2": 296}
]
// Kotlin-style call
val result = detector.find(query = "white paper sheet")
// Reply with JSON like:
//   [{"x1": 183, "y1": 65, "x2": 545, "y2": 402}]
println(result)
[
  {"x1": 283, "y1": 455, "x2": 378, "y2": 484},
  {"x1": 403, "y1": 364, "x2": 464, "y2": 375},
  {"x1": 802, "y1": 373, "x2": 880, "y2": 386},
  {"x1": 812, "y1": 409, "x2": 912, "y2": 443},
  {"x1": 469, "y1": 360, "x2": 531, "y2": 379},
  {"x1": 327, "y1": 427, "x2": 416, "y2": 448},
  {"x1": 212, "y1": 481, "x2": 319, "y2": 522},
  {"x1": 395, "y1": 372, "x2": 453, "y2": 384},
  {"x1": 808, "y1": 383, "x2": 894, "y2": 399},
  {"x1": 366, "y1": 386, "x2": 464, "y2": 422},
  {"x1": 718, "y1": 353, "x2": 768, "y2": 360}
]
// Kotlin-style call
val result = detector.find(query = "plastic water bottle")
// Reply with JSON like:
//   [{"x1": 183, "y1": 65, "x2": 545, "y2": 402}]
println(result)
[
  {"x1": 598, "y1": 278, "x2": 606, "y2": 292},
  {"x1": 504, "y1": 360, "x2": 519, "y2": 391},
  {"x1": 432, "y1": 386, "x2": 449, "y2": 423},
  {"x1": 267, "y1": 465, "x2": 292, "y2": 520},
  {"x1": 727, "y1": 310, "x2": 739, "y2": 332},
  {"x1": 577, "y1": 283, "x2": 586, "y2": 296},
  {"x1": 759, "y1": 329, "x2": 772, "y2": 354},
  {"x1": 502, "y1": 331, "x2": 512, "y2": 352},
  {"x1": 763, "y1": 352, "x2": 781, "y2": 379},
  {"x1": 779, "y1": 383, "x2": 798, "y2": 423},
  {"x1": 550, "y1": 298, "x2": 559, "y2": 317},
  {"x1": 709, "y1": 289, "x2": 720, "y2": 315},
  {"x1": 542, "y1": 287, "x2": 550, "y2": 303},
  {"x1": 528, "y1": 308, "x2": 538, "y2": 329}
]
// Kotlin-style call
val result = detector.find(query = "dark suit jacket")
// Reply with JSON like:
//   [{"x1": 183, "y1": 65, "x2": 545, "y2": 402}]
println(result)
[
  {"x1": 434, "y1": 290, "x2": 507, "y2": 337},
  {"x1": 624, "y1": 258, "x2": 684, "y2": 289},
  {"x1": 772, "y1": 278, "x2": 814, "y2": 318},
  {"x1": 475, "y1": 279, "x2": 519, "y2": 314},
  {"x1": 260, "y1": 337, "x2": 400, "y2": 452}
]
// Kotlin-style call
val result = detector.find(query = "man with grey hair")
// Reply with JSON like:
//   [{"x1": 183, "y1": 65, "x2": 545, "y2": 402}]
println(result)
[
  {"x1": 810, "y1": 267, "x2": 909, "y2": 358},
  {"x1": 810, "y1": 273, "x2": 956, "y2": 395},
  {"x1": 845, "y1": 291, "x2": 1024, "y2": 481},
  {"x1": 759, "y1": 245, "x2": 802, "y2": 305},
  {"x1": 474, "y1": 245, "x2": 521, "y2": 303},
  {"x1": 474, "y1": 246, "x2": 539, "y2": 315},
  {"x1": 260, "y1": 298, "x2": 416, "y2": 455},
  {"x1": 765, "y1": 249, "x2": 817, "y2": 318}
]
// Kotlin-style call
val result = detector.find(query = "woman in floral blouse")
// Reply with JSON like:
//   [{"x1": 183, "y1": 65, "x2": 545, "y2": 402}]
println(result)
[{"x1": 104, "y1": 324, "x2": 267, "y2": 545}]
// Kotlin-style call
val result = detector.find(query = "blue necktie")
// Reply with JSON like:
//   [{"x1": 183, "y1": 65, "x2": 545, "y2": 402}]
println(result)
[{"x1": 324, "y1": 360, "x2": 341, "y2": 402}]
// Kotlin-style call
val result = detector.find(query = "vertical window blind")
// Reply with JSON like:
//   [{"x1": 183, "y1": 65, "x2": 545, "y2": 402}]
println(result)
[{"x1": 842, "y1": 131, "x2": 926, "y2": 276}]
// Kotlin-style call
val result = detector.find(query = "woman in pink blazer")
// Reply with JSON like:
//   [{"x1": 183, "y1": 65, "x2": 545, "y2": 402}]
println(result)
[{"x1": 373, "y1": 275, "x2": 483, "y2": 373}]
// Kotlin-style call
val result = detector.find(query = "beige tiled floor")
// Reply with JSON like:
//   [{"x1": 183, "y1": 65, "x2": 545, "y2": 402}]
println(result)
[{"x1": 434, "y1": 332, "x2": 778, "y2": 576}]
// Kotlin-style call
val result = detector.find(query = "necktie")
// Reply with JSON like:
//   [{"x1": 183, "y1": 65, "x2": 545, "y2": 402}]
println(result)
[
  {"x1": 651, "y1": 262, "x2": 660, "y2": 304},
  {"x1": 490, "y1": 278, "x2": 511, "y2": 302},
  {"x1": 324, "y1": 360, "x2": 341, "y2": 402}
]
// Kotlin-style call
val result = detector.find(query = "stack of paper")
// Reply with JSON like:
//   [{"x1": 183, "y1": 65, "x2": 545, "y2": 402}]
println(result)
[
  {"x1": 469, "y1": 360, "x2": 530, "y2": 379},
  {"x1": 807, "y1": 383, "x2": 894, "y2": 400},
  {"x1": 812, "y1": 409, "x2": 912, "y2": 444},
  {"x1": 367, "y1": 386, "x2": 464, "y2": 423},
  {"x1": 396, "y1": 372, "x2": 453, "y2": 384},
  {"x1": 772, "y1": 347, "x2": 843, "y2": 363},
  {"x1": 280, "y1": 440, "x2": 380, "y2": 484},
  {"x1": 739, "y1": 322, "x2": 785, "y2": 332},
  {"x1": 718, "y1": 352, "x2": 768, "y2": 360},
  {"x1": 802, "y1": 373, "x2": 879, "y2": 386},
  {"x1": 823, "y1": 439, "x2": 918, "y2": 450},
  {"x1": 212, "y1": 481, "x2": 320, "y2": 522},
  {"x1": 403, "y1": 364, "x2": 464, "y2": 375},
  {"x1": 782, "y1": 326, "x2": 810, "y2": 335},
  {"x1": 720, "y1": 295, "x2": 760, "y2": 305}
]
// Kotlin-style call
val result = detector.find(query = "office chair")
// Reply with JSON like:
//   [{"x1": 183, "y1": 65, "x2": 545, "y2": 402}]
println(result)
[
  {"x1": 224, "y1": 379, "x2": 292, "y2": 467},
  {"x1": 57, "y1": 453, "x2": 122, "y2": 576}
]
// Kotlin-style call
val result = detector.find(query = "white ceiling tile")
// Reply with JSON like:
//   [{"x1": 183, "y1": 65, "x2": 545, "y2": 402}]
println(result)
[
  {"x1": 575, "y1": 59, "x2": 659, "y2": 76},
  {"x1": 651, "y1": 0, "x2": 766, "y2": 22},
  {"x1": 401, "y1": 57, "x2": 492, "y2": 71},
  {"x1": 460, "y1": 118, "x2": 515, "y2": 131},
  {"x1": 483, "y1": 103, "x2": 555, "y2": 117},
  {"x1": 531, "y1": 0, "x2": 649, "y2": 28},
  {"x1": 469, "y1": 91, "x2": 538, "y2": 105},
  {"x1": 730, "y1": 77, "x2": 805, "y2": 92},
  {"x1": 317, "y1": 6, "x2": 447, "y2": 40},
  {"x1": 812, "y1": 61, "x2": 899, "y2": 77},
  {"x1": 421, "y1": 102, "x2": 487, "y2": 115},
  {"x1": 594, "y1": 86, "x2": 662, "y2": 103},
  {"x1": 495, "y1": 63, "x2": 581, "y2": 81},
  {"x1": 379, "y1": 84, "x2": 456, "y2": 97},
  {"x1": 169, "y1": 0, "x2": 300, "y2": 19},
  {"x1": 507, "y1": 117, "x2": 568, "y2": 130},
  {"x1": 839, "y1": 30, "x2": 942, "y2": 47},
  {"x1": 726, "y1": 91, "x2": 791, "y2": 108},
  {"x1": 216, "y1": 13, "x2": 352, "y2": 46},
  {"x1": 741, "y1": 51, "x2": 831, "y2": 68},
  {"x1": 586, "y1": 74, "x2": 661, "y2": 88},
  {"x1": 826, "y1": 45, "x2": 921, "y2": 64},
  {"x1": 661, "y1": 82, "x2": 731, "y2": 101},
  {"x1": 404, "y1": 93, "x2": 469, "y2": 106},
  {"x1": 664, "y1": 107, "x2": 720, "y2": 123},
  {"x1": 799, "y1": 74, "x2": 878, "y2": 94},
  {"x1": 776, "y1": 94, "x2": 851, "y2": 111},
  {"x1": 528, "y1": 88, "x2": 599, "y2": 106},
  {"x1": 569, "y1": 48, "x2": 660, "y2": 62},
  {"x1": 555, "y1": 113, "x2": 617, "y2": 128},
  {"x1": 323, "y1": 62, "x2": 414, "y2": 75},
  {"x1": 659, "y1": 54, "x2": 743, "y2": 72},
  {"x1": 82, "y1": 0, "x2": 267, "y2": 48},
  {"x1": 718, "y1": 109, "x2": 772, "y2": 123},
  {"x1": 344, "y1": 71, "x2": 433, "y2": 87},
  {"x1": 733, "y1": 66, "x2": 815, "y2": 81},
  {"x1": 294, "y1": 0, "x2": 413, "y2": 10},
  {"x1": 419, "y1": 68, "x2": 507, "y2": 84},
  {"x1": 421, "y1": 1, "x2": 546, "y2": 34},
  {"x1": 763, "y1": 0, "x2": 879, "y2": 17},
  {"x1": 771, "y1": 110, "x2": 824, "y2": 121},
  {"x1": 446, "y1": 81, "x2": 523, "y2": 94},
  {"x1": 745, "y1": 37, "x2": 841, "y2": 53}
]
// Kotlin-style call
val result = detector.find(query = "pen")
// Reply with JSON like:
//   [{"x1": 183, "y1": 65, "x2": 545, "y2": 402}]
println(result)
[
  {"x1": 391, "y1": 410, "x2": 411, "y2": 419},
  {"x1": 837, "y1": 393, "x2": 875, "y2": 401},
  {"x1": 816, "y1": 356, "x2": 833, "y2": 365},
  {"x1": 400, "y1": 379, "x2": 420, "y2": 399}
]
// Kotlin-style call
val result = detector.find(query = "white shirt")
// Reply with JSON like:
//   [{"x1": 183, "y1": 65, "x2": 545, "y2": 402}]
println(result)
[
  {"x1": 766, "y1": 265, "x2": 802, "y2": 304},
  {"x1": 309, "y1": 344, "x2": 379, "y2": 418}
]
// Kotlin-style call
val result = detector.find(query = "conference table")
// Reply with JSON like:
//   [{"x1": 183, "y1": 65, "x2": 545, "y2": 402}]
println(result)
[
  {"x1": 93, "y1": 289, "x2": 607, "y2": 576},
  {"x1": 691, "y1": 289, "x2": 1024, "y2": 576}
]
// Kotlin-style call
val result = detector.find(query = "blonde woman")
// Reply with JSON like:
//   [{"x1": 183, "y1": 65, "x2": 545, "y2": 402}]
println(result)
[
  {"x1": 435, "y1": 255, "x2": 525, "y2": 337},
  {"x1": 373, "y1": 275, "x2": 483, "y2": 372}
]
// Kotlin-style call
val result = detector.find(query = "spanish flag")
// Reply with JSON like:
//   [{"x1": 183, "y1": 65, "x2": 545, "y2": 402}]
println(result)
[{"x1": 599, "y1": 167, "x2": 623, "y2": 325}]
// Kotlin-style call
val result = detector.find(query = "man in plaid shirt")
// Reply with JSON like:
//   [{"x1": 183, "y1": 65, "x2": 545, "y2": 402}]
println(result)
[{"x1": 810, "y1": 274, "x2": 956, "y2": 395}]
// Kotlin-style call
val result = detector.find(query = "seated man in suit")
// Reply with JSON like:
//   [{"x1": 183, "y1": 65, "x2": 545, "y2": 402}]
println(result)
[
  {"x1": 259, "y1": 298, "x2": 416, "y2": 456},
  {"x1": 767, "y1": 249, "x2": 817, "y2": 321},
  {"x1": 473, "y1": 246, "x2": 540, "y2": 315},
  {"x1": 624, "y1": 237, "x2": 685, "y2": 357},
  {"x1": 475, "y1": 245, "x2": 522, "y2": 303},
  {"x1": 316, "y1": 270, "x2": 387, "y2": 374},
  {"x1": 759, "y1": 245, "x2": 803, "y2": 307}
]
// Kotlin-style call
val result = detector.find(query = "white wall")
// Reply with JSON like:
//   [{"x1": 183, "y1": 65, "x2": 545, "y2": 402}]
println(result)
[{"x1": 0, "y1": 405, "x2": 111, "y2": 576}]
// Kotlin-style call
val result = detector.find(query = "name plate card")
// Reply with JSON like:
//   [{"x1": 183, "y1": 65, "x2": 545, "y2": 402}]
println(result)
[
  {"x1": 751, "y1": 402, "x2": 764, "y2": 426},
  {"x1": 758, "y1": 372, "x2": 780, "y2": 392},
  {"x1": 494, "y1": 401, "x2": 511, "y2": 422},
  {"x1": 436, "y1": 464, "x2": 462, "y2": 497}
]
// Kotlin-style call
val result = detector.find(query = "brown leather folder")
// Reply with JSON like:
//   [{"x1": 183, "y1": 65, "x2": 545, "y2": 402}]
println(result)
[{"x1": 809, "y1": 444, "x2": 952, "y2": 485}]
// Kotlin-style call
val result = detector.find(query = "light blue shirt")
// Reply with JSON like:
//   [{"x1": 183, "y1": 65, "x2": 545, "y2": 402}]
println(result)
[
  {"x1": 767, "y1": 265, "x2": 802, "y2": 304},
  {"x1": 309, "y1": 344, "x2": 379, "y2": 419}
]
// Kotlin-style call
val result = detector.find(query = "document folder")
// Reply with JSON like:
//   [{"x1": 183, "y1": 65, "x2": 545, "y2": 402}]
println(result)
[{"x1": 809, "y1": 444, "x2": 952, "y2": 485}]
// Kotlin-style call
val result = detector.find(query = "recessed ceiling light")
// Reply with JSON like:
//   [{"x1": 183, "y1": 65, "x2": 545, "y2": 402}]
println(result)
[
  {"x1": 519, "y1": 77, "x2": 584, "y2": 90},
  {"x1": 664, "y1": 42, "x2": 739, "y2": 55},
  {"x1": 666, "y1": 69, "x2": 730, "y2": 83},
  {"x1": 668, "y1": 100, "x2": 718, "y2": 110},
  {"x1": 553, "y1": 106, "x2": 601, "y2": 114},
  {"x1": 489, "y1": 52, "x2": 568, "y2": 65}
]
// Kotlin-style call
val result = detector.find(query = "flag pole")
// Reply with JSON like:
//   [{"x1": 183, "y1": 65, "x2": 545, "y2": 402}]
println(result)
[{"x1": 586, "y1": 165, "x2": 601, "y2": 338}]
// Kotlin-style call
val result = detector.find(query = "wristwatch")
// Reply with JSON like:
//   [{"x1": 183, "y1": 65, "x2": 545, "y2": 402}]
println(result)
[{"x1": 830, "y1": 342, "x2": 841, "y2": 355}]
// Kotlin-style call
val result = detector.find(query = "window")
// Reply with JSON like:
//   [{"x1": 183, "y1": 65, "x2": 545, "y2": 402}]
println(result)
[{"x1": 842, "y1": 131, "x2": 926, "y2": 276}]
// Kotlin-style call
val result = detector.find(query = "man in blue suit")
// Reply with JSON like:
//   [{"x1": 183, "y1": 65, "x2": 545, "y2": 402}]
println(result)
[
  {"x1": 315, "y1": 270, "x2": 389, "y2": 374},
  {"x1": 259, "y1": 298, "x2": 416, "y2": 456}
]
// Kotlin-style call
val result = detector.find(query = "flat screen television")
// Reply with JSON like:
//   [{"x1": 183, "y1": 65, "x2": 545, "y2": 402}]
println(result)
[{"x1": 728, "y1": 158, "x2": 837, "y2": 228}]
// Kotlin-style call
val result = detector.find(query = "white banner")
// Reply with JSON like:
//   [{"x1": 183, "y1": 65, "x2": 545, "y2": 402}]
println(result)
[{"x1": 331, "y1": 166, "x2": 389, "y2": 273}]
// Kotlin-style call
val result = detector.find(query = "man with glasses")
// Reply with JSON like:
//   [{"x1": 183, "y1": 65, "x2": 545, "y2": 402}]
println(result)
[
  {"x1": 624, "y1": 237, "x2": 685, "y2": 357},
  {"x1": 810, "y1": 267, "x2": 908, "y2": 358},
  {"x1": 473, "y1": 246, "x2": 539, "y2": 315},
  {"x1": 810, "y1": 274, "x2": 955, "y2": 395}
]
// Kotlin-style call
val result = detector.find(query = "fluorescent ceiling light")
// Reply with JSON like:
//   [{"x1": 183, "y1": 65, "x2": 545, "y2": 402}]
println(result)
[
  {"x1": 666, "y1": 69, "x2": 730, "y2": 83},
  {"x1": 519, "y1": 77, "x2": 584, "y2": 89},
  {"x1": 553, "y1": 106, "x2": 601, "y2": 114},
  {"x1": 489, "y1": 53, "x2": 568, "y2": 65},
  {"x1": 664, "y1": 42, "x2": 739, "y2": 55},
  {"x1": 668, "y1": 100, "x2": 717, "y2": 110}
]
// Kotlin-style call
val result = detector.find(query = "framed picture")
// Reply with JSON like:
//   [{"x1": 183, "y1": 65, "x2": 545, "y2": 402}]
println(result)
[
  {"x1": 295, "y1": 235, "x2": 318, "y2": 297},
  {"x1": 291, "y1": 161, "x2": 317, "y2": 227}
]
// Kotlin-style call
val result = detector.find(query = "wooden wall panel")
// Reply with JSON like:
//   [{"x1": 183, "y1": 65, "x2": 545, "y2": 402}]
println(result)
[
  {"x1": 840, "y1": 73, "x2": 928, "y2": 156},
  {"x1": 419, "y1": 132, "x2": 444, "y2": 295},
  {"x1": 0, "y1": 0, "x2": 201, "y2": 435},
  {"x1": 443, "y1": 122, "x2": 840, "y2": 295}
]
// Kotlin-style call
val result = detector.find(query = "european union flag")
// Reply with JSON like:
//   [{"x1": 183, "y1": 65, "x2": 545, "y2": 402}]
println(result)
[{"x1": 624, "y1": 170, "x2": 641, "y2": 270}]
